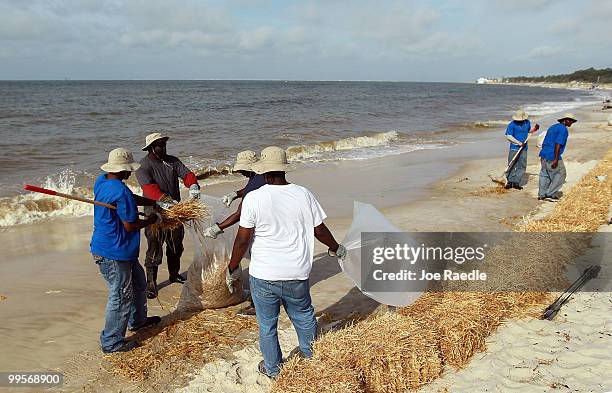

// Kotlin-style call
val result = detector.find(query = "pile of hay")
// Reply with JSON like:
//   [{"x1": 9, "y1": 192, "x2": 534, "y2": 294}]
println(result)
[
  {"x1": 105, "y1": 309, "x2": 257, "y2": 383},
  {"x1": 151, "y1": 199, "x2": 209, "y2": 232},
  {"x1": 273, "y1": 150, "x2": 612, "y2": 393}
]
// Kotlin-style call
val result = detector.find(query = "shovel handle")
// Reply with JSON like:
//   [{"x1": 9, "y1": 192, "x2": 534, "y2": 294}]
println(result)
[{"x1": 25, "y1": 184, "x2": 117, "y2": 210}]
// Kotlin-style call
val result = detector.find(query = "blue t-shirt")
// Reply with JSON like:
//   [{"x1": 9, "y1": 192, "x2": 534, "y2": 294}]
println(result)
[
  {"x1": 243, "y1": 174, "x2": 266, "y2": 196},
  {"x1": 505, "y1": 119, "x2": 531, "y2": 151},
  {"x1": 539, "y1": 123, "x2": 569, "y2": 161},
  {"x1": 90, "y1": 174, "x2": 140, "y2": 261}
]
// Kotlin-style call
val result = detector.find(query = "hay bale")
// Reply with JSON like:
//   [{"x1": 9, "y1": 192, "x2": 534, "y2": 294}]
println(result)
[
  {"x1": 313, "y1": 314, "x2": 442, "y2": 393},
  {"x1": 272, "y1": 357, "x2": 365, "y2": 393}
]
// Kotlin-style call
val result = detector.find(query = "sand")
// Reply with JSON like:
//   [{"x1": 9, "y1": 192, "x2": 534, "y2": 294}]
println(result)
[{"x1": 0, "y1": 100, "x2": 611, "y2": 392}]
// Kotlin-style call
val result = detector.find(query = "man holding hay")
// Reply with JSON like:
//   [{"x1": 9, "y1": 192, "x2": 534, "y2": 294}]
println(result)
[
  {"x1": 226, "y1": 146, "x2": 347, "y2": 378},
  {"x1": 136, "y1": 132, "x2": 201, "y2": 298},
  {"x1": 203, "y1": 150, "x2": 266, "y2": 239},
  {"x1": 91, "y1": 148, "x2": 162, "y2": 353},
  {"x1": 504, "y1": 109, "x2": 539, "y2": 190},
  {"x1": 538, "y1": 113, "x2": 577, "y2": 201}
]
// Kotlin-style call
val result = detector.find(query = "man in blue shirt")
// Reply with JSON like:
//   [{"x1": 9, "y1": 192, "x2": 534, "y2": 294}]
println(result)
[
  {"x1": 203, "y1": 150, "x2": 266, "y2": 238},
  {"x1": 538, "y1": 113, "x2": 577, "y2": 201},
  {"x1": 504, "y1": 109, "x2": 539, "y2": 190},
  {"x1": 91, "y1": 148, "x2": 162, "y2": 353}
]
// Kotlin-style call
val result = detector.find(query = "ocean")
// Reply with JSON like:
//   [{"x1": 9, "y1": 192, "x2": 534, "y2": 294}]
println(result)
[{"x1": 0, "y1": 80, "x2": 603, "y2": 227}]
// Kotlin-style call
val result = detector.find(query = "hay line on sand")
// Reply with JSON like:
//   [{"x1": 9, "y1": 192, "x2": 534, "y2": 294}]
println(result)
[
  {"x1": 106, "y1": 310, "x2": 257, "y2": 382},
  {"x1": 272, "y1": 149, "x2": 612, "y2": 393}
]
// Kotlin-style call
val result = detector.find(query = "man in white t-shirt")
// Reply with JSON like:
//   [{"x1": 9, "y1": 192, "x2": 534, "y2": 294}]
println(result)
[{"x1": 226, "y1": 146, "x2": 346, "y2": 379}]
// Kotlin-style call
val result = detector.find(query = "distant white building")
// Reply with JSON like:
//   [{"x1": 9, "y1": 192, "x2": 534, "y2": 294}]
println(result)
[{"x1": 476, "y1": 77, "x2": 501, "y2": 84}]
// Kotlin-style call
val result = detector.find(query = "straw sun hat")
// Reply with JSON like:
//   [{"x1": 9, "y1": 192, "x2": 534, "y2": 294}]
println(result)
[
  {"x1": 142, "y1": 132, "x2": 169, "y2": 151},
  {"x1": 512, "y1": 109, "x2": 528, "y2": 121},
  {"x1": 101, "y1": 148, "x2": 141, "y2": 173},
  {"x1": 250, "y1": 146, "x2": 293, "y2": 174},
  {"x1": 233, "y1": 150, "x2": 258, "y2": 172},
  {"x1": 558, "y1": 113, "x2": 578, "y2": 122}
]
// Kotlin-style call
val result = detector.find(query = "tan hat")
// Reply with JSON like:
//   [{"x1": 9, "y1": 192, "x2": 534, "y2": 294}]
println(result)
[
  {"x1": 250, "y1": 146, "x2": 293, "y2": 174},
  {"x1": 233, "y1": 150, "x2": 258, "y2": 172},
  {"x1": 142, "y1": 132, "x2": 169, "y2": 151},
  {"x1": 558, "y1": 113, "x2": 578, "y2": 122},
  {"x1": 101, "y1": 148, "x2": 141, "y2": 173},
  {"x1": 512, "y1": 109, "x2": 528, "y2": 121}
]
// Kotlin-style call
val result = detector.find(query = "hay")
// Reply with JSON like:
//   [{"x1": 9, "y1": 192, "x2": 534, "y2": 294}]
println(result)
[
  {"x1": 151, "y1": 199, "x2": 209, "y2": 233},
  {"x1": 272, "y1": 150, "x2": 612, "y2": 393},
  {"x1": 470, "y1": 185, "x2": 509, "y2": 196},
  {"x1": 272, "y1": 357, "x2": 365, "y2": 393},
  {"x1": 105, "y1": 309, "x2": 257, "y2": 382}
]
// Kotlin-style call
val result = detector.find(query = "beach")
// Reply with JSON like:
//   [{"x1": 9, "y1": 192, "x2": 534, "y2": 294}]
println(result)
[{"x1": 0, "y1": 89, "x2": 611, "y2": 392}]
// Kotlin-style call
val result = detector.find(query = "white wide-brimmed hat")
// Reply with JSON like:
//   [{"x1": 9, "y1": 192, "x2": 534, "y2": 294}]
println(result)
[
  {"x1": 250, "y1": 146, "x2": 293, "y2": 174},
  {"x1": 558, "y1": 113, "x2": 578, "y2": 122},
  {"x1": 101, "y1": 148, "x2": 141, "y2": 173},
  {"x1": 142, "y1": 132, "x2": 169, "y2": 151},
  {"x1": 233, "y1": 150, "x2": 258, "y2": 172},
  {"x1": 512, "y1": 109, "x2": 528, "y2": 121}
]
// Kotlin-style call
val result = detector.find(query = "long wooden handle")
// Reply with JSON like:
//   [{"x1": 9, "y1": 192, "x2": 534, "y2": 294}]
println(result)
[
  {"x1": 24, "y1": 184, "x2": 117, "y2": 209},
  {"x1": 504, "y1": 134, "x2": 531, "y2": 174}
]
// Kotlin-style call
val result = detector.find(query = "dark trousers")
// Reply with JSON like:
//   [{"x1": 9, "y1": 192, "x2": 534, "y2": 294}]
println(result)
[{"x1": 144, "y1": 225, "x2": 184, "y2": 276}]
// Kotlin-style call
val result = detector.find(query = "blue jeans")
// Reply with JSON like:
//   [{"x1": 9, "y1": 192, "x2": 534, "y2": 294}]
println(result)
[
  {"x1": 507, "y1": 148, "x2": 527, "y2": 184},
  {"x1": 249, "y1": 276, "x2": 317, "y2": 377},
  {"x1": 94, "y1": 255, "x2": 148, "y2": 352}
]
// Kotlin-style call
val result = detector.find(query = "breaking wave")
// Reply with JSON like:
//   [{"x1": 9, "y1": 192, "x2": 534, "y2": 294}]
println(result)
[{"x1": 286, "y1": 131, "x2": 399, "y2": 161}]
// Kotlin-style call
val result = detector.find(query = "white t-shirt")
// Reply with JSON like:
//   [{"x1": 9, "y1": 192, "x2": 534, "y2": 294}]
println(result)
[{"x1": 239, "y1": 183, "x2": 327, "y2": 281}]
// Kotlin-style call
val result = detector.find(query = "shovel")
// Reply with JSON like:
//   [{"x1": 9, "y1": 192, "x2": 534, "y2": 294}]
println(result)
[
  {"x1": 24, "y1": 184, "x2": 147, "y2": 216},
  {"x1": 489, "y1": 134, "x2": 531, "y2": 186}
]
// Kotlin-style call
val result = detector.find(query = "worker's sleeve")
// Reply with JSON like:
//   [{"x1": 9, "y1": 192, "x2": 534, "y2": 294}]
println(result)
[
  {"x1": 117, "y1": 188, "x2": 138, "y2": 223},
  {"x1": 307, "y1": 190, "x2": 327, "y2": 227},
  {"x1": 173, "y1": 160, "x2": 198, "y2": 188},
  {"x1": 504, "y1": 122, "x2": 514, "y2": 137},
  {"x1": 141, "y1": 184, "x2": 164, "y2": 200},
  {"x1": 555, "y1": 128, "x2": 568, "y2": 146},
  {"x1": 183, "y1": 172, "x2": 199, "y2": 188},
  {"x1": 238, "y1": 194, "x2": 256, "y2": 228}
]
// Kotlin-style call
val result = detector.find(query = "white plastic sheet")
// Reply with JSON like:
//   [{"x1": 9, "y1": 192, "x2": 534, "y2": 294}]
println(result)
[
  {"x1": 176, "y1": 195, "x2": 245, "y2": 311},
  {"x1": 339, "y1": 201, "x2": 425, "y2": 307}
]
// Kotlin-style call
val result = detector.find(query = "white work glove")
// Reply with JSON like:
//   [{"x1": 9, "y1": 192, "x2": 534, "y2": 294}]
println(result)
[
  {"x1": 203, "y1": 223, "x2": 224, "y2": 239},
  {"x1": 189, "y1": 184, "x2": 200, "y2": 200},
  {"x1": 225, "y1": 266, "x2": 241, "y2": 294},
  {"x1": 328, "y1": 244, "x2": 347, "y2": 260},
  {"x1": 222, "y1": 191, "x2": 239, "y2": 207}
]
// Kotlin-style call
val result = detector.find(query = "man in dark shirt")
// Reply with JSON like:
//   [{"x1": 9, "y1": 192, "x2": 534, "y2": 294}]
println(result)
[
  {"x1": 203, "y1": 150, "x2": 266, "y2": 238},
  {"x1": 135, "y1": 132, "x2": 201, "y2": 299}
]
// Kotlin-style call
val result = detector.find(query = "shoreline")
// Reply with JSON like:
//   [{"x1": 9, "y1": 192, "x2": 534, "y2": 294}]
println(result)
[{"x1": 0, "y1": 102, "x2": 610, "y2": 392}]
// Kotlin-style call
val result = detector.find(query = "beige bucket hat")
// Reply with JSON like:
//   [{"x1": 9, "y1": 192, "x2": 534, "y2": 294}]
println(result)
[
  {"x1": 142, "y1": 132, "x2": 169, "y2": 151},
  {"x1": 558, "y1": 113, "x2": 578, "y2": 122},
  {"x1": 101, "y1": 148, "x2": 141, "y2": 173},
  {"x1": 250, "y1": 146, "x2": 293, "y2": 174},
  {"x1": 233, "y1": 150, "x2": 258, "y2": 172},
  {"x1": 512, "y1": 109, "x2": 528, "y2": 121}
]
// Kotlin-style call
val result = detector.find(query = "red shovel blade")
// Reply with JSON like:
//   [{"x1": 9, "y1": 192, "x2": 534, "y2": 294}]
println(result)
[{"x1": 24, "y1": 184, "x2": 58, "y2": 196}]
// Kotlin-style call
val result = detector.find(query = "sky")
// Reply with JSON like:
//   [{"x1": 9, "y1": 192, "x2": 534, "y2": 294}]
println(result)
[{"x1": 0, "y1": 0, "x2": 610, "y2": 82}]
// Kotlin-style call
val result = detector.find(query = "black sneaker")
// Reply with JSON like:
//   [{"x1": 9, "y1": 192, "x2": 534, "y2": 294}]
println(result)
[
  {"x1": 512, "y1": 183, "x2": 523, "y2": 190},
  {"x1": 102, "y1": 340, "x2": 139, "y2": 354},
  {"x1": 504, "y1": 182, "x2": 513, "y2": 189},
  {"x1": 169, "y1": 274, "x2": 186, "y2": 284},
  {"x1": 147, "y1": 283, "x2": 158, "y2": 299},
  {"x1": 129, "y1": 316, "x2": 161, "y2": 332},
  {"x1": 257, "y1": 360, "x2": 278, "y2": 379}
]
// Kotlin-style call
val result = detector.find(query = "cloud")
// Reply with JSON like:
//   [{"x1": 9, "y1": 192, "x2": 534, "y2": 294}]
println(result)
[{"x1": 527, "y1": 45, "x2": 564, "y2": 58}]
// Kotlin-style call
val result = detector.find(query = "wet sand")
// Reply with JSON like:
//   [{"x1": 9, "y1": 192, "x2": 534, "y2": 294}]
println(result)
[{"x1": 0, "y1": 103, "x2": 611, "y2": 392}]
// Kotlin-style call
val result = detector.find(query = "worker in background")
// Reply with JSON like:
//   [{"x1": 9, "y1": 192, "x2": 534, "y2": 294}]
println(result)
[
  {"x1": 135, "y1": 132, "x2": 201, "y2": 299},
  {"x1": 91, "y1": 148, "x2": 162, "y2": 353},
  {"x1": 226, "y1": 146, "x2": 346, "y2": 379},
  {"x1": 538, "y1": 113, "x2": 577, "y2": 201},
  {"x1": 504, "y1": 109, "x2": 539, "y2": 189},
  {"x1": 203, "y1": 150, "x2": 266, "y2": 238}
]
